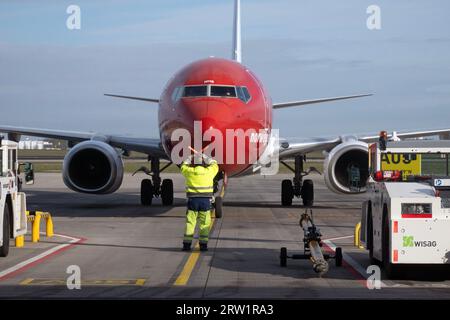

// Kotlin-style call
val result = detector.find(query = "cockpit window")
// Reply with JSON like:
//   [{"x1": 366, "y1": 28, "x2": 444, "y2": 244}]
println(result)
[
  {"x1": 210, "y1": 86, "x2": 236, "y2": 98},
  {"x1": 241, "y1": 87, "x2": 251, "y2": 102},
  {"x1": 178, "y1": 84, "x2": 251, "y2": 103},
  {"x1": 236, "y1": 86, "x2": 251, "y2": 103},
  {"x1": 171, "y1": 87, "x2": 182, "y2": 102},
  {"x1": 183, "y1": 86, "x2": 207, "y2": 97}
]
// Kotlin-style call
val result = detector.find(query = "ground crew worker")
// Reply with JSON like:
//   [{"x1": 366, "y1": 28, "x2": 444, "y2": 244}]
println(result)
[{"x1": 180, "y1": 152, "x2": 219, "y2": 251}]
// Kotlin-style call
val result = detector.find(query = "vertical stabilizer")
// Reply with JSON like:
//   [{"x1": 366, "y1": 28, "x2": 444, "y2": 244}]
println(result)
[{"x1": 232, "y1": 0, "x2": 242, "y2": 63}]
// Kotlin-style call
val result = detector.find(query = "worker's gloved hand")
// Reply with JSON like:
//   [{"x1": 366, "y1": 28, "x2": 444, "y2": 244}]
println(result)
[
  {"x1": 182, "y1": 155, "x2": 194, "y2": 165},
  {"x1": 202, "y1": 154, "x2": 214, "y2": 165}
]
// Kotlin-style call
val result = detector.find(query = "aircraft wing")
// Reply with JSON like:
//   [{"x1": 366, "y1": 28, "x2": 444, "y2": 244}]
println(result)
[
  {"x1": 273, "y1": 94, "x2": 372, "y2": 109},
  {"x1": 0, "y1": 125, "x2": 167, "y2": 159},
  {"x1": 278, "y1": 128, "x2": 450, "y2": 159}
]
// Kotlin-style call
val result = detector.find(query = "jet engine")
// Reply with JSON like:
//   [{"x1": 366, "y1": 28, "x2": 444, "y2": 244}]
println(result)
[
  {"x1": 324, "y1": 140, "x2": 369, "y2": 194},
  {"x1": 62, "y1": 141, "x2": 124, "y2": 194}
]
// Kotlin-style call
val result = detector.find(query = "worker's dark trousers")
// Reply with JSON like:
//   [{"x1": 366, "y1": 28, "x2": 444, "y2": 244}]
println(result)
[{"x1": 183, "y1": 197, "x2": 212, "y2": 245}]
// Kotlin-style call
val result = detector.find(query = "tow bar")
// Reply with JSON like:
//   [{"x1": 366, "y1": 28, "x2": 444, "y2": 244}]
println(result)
[{"x1": 280, "y1": 209, "x2": 343, "y2": 276}]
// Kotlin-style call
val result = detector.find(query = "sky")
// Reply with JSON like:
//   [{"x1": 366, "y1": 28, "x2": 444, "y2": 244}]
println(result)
[{"x1": 1, "y1": 0, "x2": 450, "y2": 140}]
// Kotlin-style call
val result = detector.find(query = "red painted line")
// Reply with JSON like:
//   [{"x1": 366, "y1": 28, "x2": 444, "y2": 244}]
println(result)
[
  {"x1": 0, "y1": 236, "x2": 86, "y2": 282},
  {"x1": 401, "y1": 214, "x2": 432, "y2": 218}
]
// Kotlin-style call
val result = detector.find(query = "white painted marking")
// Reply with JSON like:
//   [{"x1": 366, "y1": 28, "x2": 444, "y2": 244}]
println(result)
[
  {"x1": 0, "y1": 233, "x2": 82, "y2": 281},
  {"x1": 323, "y1": 235, "x2": 353, "y2": 242},
  {"x1": 323, "y1": 239, "x2": 388, "y2": 288}
]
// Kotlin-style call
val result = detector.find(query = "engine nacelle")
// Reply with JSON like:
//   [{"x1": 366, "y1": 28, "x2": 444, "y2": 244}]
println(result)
[
  {"x1": 324, "y1": 140, "x2": 369, "y2": 194},
  {"x1": 62, "y1": 141, "x2": 124, "y2": 194}
]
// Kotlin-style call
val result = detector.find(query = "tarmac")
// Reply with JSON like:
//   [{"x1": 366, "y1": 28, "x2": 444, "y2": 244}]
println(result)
[{"x1": 0, "y1": 172, "x2": 449, "y2": 299}]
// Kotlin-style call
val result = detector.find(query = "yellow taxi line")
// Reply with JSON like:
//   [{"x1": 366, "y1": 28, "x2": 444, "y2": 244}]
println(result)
[{"x1": 173, "y1": 217, "x2": 215, "y2": 286}]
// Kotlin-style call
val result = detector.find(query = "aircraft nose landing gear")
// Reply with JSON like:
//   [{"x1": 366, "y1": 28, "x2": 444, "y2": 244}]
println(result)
[{"x1": 134, "y1": 157, "x2": 174, "y2": 206}]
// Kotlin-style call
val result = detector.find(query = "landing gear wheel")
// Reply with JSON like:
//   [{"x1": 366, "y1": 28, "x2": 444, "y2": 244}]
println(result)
[
  {"x1": 0, "y1": 202, "x2": 11, "y2": 257},
  {"x1": 280, "y1": 247, "x2": 287, "y2": 267},
  {"x1": 161, "y1": 179, "x2": 174, "y2": 205},
  {"x1": 214, "y1": 197, "x2": 223, "y2": 219},
  {"x1": 281, "y1": 180, "x2": 293, "y2": 206},
  {"x1": 301, "y1": 179, "x2": 314, "y2": 207},
  {"x1": 335, "y1": 247, "x2": 343, "y2": 267},
  {"x1": 140, "y1": 179, "x2": 153, "y2": 206}
]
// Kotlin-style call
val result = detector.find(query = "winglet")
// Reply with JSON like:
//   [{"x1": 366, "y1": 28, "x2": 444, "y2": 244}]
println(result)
[{"x1": 232, "y1": 0, "x2": 242, "y2": 63}]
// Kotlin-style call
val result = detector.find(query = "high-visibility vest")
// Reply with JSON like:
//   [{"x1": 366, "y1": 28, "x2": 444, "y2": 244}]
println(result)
[{"x1": 180, "y1": 161, "x2": 219, "y2": 197}]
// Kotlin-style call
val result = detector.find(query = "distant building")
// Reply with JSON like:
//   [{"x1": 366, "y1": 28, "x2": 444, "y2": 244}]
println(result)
[{"x1": 19, "y1": 139, "x2": 55, "y2": 150}]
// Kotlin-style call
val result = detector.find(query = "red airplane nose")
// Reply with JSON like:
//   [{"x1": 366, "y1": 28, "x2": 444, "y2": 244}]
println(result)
[
  {"x1": 181, "y1": 98, "x2": 229, "y2": 135},
  {"x1": 181, "y1": 98, "x2": 209, "y2": 121}
]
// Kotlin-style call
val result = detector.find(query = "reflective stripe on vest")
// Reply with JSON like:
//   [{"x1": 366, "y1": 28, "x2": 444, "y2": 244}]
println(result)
[
  {"x1": 186, "y1": 186, "x2": 214, "y2": 195},
  {"x1": 186, "y1": 192, "x2": 214, "y2": 198}
]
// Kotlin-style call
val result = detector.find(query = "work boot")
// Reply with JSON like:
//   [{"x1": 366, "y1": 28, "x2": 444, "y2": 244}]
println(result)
[
  {"x1": 182, "y1": 242, "x2": 192, "y2": 251},
  {"x1": 199, "y1": 243, "x2": 208, "y2": 252}
]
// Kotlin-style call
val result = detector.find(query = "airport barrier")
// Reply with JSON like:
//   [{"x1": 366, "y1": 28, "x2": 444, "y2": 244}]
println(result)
[
  {"x1": 354, "y1": 222, "x2": 364, "y2": 249},
  {"x1": 15, "y1": 211, "x2": 54, "y2": 247}
]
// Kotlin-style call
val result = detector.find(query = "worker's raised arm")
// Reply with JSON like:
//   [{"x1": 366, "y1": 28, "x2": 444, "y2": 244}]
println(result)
[
  {"x1": 202, "y1": 155, "x2": 219, "y2": 176},
  {"x1": 180, "y1": 155, "x2": 194, "y2": 176}
]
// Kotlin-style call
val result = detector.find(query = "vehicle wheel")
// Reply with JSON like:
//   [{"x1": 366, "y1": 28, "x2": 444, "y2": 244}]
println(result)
[
  {"x1": 0, "y1": 202, "x2": 11, "y2": 257},
  {"x1": 280, "y1": 247, "x2": 287, "y2": 267},
  {"x1": 301, "y1": 179, "x2": 314, "y2": 207},
  {"x1": 140, "y1": 179, "x2": 153, "y2": 206},
  {"x1": 281, "y1": 180, "x2": 293, "y2": 206},
  {"x1": 161, "y1": 179, "x2": 174, "y2": 206},
  {"x1": 335, "y1": 247, "x2": 343, "y2": 267},
  {"x1": 367, "y1": 210, "x2": 380, "y2": 265},
  {"x1": 382, "y1": 213, "x2": 399, "y2": 279},
  {"x1": 214, "y1": 197, "x2": 223, "y2": 219}
]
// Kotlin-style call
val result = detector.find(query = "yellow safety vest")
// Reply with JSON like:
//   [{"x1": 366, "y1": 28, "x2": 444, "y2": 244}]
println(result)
[{"x1": 180, "y1": 160, "x2": 219, "y2": 197}]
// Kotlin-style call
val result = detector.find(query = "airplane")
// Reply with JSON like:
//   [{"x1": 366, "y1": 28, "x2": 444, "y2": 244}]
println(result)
[{"x1": 2, "y1": 0, "x2": 450, "y2": 218}]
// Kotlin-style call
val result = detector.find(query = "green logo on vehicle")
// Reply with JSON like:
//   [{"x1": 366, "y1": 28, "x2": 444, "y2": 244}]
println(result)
[{"x1": 403, "y1": 236, "x2": 414, "y2": 247}]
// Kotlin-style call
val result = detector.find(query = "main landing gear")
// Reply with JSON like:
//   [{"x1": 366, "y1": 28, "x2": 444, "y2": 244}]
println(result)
[
  {"x1": 134, "y1": 157, "x2": 174, "y2": 206},
  {"x1": 281, "y1": 155, "x2": 320, "y2": 207}
]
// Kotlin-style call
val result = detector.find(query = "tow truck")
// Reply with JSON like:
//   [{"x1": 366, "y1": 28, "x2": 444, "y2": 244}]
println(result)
[
  {"x1": 0, "y1": 138, "x2": 34, "y2": 257},
  {"x1": 361, "y1": 139, "x2": 450, "y2": 278}
]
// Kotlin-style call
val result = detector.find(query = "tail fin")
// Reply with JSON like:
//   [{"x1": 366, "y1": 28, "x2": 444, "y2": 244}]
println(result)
[{"x1": 232, "y1": 0, "x2": 242, "y2": 63}]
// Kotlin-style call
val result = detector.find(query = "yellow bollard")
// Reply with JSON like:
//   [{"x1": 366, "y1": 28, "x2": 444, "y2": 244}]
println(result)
[
  {"x1": 31, "y1": 212, "x2": 41, "y2": 243},
  {"x1": 354, "y1": 222, "x2": 364, "y2": 249},
  {"x1": 15, "y1": 235, "x2": 25, "y2": 248},
  {"x1": 45, "y1": 214, "x2": 54, "y2": 237},
  {"x1": 46, "y1": 216, "x2": 54, "y2": 237},
  {"x1": 354, "y1": 222, "x2": 361, "y2": 247}
]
